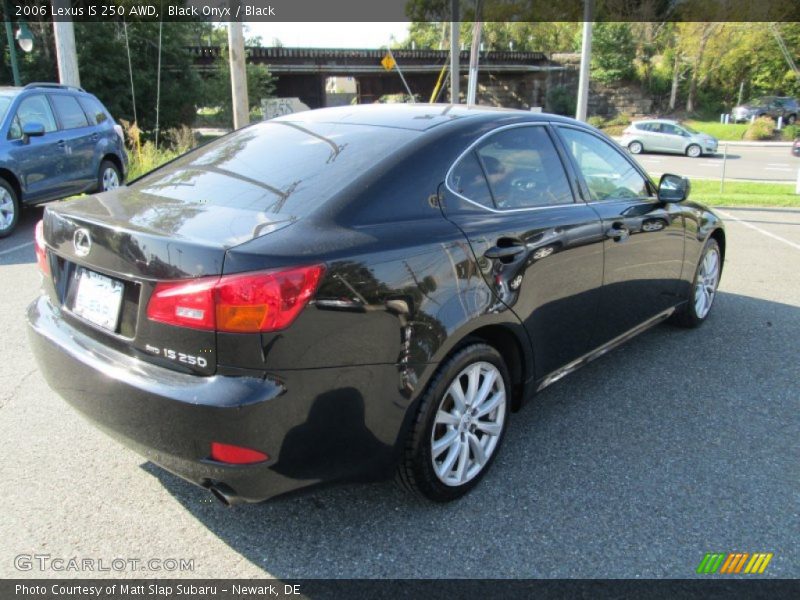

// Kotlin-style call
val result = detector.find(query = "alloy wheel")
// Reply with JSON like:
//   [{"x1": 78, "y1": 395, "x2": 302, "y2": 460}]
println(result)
[
  {"x1": 102, "y1": 167, "x2": 120, "y2": 191},
  {"x1": 0, "y1": 188, "x2": 15, "y2": 232},
  {"x1": 430, "y1": 361, "x2": 506, "y2": 487},
  {"x1": 687, "y1": 145, "x2": 702, "y2": 158},
  {"x1": 694, "y1": 247, "x2": 720, "y2": 319},
  {"x1": 628, "y1": 141, "x2": 643, "y2": 154}
]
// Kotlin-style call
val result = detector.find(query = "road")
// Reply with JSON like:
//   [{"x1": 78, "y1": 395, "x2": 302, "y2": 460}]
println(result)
[
  {"x1": 629, "y1": 143, "x2": 799, "y2": 182},
  {"x1": 0, "y1": 205, "x2": 798, "y2": 579}
]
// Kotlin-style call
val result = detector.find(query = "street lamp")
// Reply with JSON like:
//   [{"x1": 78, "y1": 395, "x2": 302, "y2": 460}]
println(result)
[
  {"x1": 16, "y1": 22, "x2": 34, "y2": 53},
  {"x1": 3, "y1": 0, "x2": 35, "y2": 86}
]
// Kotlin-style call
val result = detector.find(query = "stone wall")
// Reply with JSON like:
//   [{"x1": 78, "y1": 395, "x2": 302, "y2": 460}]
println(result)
[{"x1": 475, "y1": 52, "x2": 653, "y2": 118}]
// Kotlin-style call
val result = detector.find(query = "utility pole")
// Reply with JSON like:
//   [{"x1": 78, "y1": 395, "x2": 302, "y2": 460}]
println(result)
[
  {"x1": 51, "y1": 0, "x2": 80, "y2": 87},
  {"x1": 466, "y1": 20, "x2": 483, "y2": 106},
  {"x1": 449, "y1": 0, "x2": 459, "y2": 104},
  {"x1": 575, "y1": 0, "x2": 593, "y2": 122},
  {"x1": 227, "y1": 17, "x2": 249, "y2": 129}
]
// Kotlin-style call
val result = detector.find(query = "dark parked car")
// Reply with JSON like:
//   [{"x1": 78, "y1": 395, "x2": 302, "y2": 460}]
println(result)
[
  {"x1": 732, "y1": 96, "x2": 798, "y2": 124},
  {"x1": 0, "y1": 83, "x2": 127, "y2": 237},
  {"x1": 27, "y1": 105, "x2": 725, "y2": 504},
  {"x1": 792, "y1": 137, "x2": 800, "y2": 157}
]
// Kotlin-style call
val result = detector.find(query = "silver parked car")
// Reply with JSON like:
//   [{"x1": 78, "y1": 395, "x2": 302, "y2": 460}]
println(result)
[{"x1": 620, "y1": 119, "x2": 718, "y2": 158}]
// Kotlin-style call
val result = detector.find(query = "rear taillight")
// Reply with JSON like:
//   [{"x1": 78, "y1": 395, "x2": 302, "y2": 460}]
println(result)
[
  {"x1": 146, "y1": 264, "x2": 325, "y2": 333},
  {"x1": 34, "y1": 220, "x2": 49, "y2": 275}
]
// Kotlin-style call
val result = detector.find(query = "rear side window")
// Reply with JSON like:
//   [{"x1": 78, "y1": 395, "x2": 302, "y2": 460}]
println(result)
[
  {"x1": 50, "y1": 94, "x2": 89, "y2": 129},
  {"x1": 8, "y1": 94, "x2": 57, "y2": 139},
  {"x1": 449, "y1": 152, "x2": 493, "y2": 207},
  {"x1": 474, "y1": 126, "x2": 574, "y2": 209},
  {"x1": 77, "y1": 96, "x2": 109, "y2": 125}
]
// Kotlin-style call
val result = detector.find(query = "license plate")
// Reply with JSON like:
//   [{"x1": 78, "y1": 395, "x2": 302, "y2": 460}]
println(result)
[{"x1": 72, "y1": 268, "x2": 124, "y2": 331}]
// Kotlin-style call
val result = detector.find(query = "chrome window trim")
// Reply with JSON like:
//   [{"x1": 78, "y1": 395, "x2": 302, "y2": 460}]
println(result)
[{"x1": 444, "y1": 122, "x2": 585, "y2": 214}]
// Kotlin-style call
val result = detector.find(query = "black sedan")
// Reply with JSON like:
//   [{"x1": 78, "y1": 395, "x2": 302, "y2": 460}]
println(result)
[{"x1": 27, "y1": 105, "x2": 725, "y2": 504}]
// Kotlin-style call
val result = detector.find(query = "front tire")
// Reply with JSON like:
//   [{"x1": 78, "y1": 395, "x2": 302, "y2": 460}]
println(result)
[
  {"x1": 671, "y1": 238, "x2": 721, "y2": 328},
  {"x1": 0, "y1": 178, "x2": 20, "y2": 238},
  {"x1": 396, "y1": 343, "x2": 510, "y2": 502},
  {"x1": 686, "y1": 144, "x2": 702, "y2": 158},
  {"x1": 628, "y1": 141, "x2": 644, "y2": 154}
]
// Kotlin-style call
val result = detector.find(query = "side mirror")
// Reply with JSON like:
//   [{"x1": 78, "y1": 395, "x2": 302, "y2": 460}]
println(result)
[
  {"x1": 21, "y1": 122, "x2": 45, "y2": 143},
  {"x1": 658, "y1": 173, "x2": 690, "y2": 203}
]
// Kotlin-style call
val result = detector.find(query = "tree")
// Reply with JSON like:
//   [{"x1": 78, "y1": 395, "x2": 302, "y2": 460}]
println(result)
[
  {"x1": 203, "y1": 48, "x2": 276, "y2": 125},
  {"x1": 589, "y1": 23, "x2": 637, "y2": 84}
]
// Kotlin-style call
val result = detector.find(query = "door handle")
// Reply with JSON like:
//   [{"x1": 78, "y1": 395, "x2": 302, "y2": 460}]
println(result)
[
  {"x1": 484, "y1": 244, "x2": 525, "y2": 260},
  {"x1": 56, "y1": 139, "x2": 66, "y2": 146},
  {"x1": 91, "y1": 133, "x2": 99, "y2": 141},
  {"x1": 606, "y1": 223, "x2": 630, "y2": 241}
]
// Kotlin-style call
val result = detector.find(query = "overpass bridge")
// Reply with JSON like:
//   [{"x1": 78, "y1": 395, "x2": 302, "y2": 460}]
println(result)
[{"x1": 188, "y1": 46, "x2": 568, "y2": 109}]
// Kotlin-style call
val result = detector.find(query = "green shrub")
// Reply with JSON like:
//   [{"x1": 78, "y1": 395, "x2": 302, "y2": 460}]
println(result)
[
  {"x1": 743, "y1": 116, "x2": 776, "y2": 141},
  {"x1": 606, "y1": 112, "x2": 633, "y2": 127},
  {"x1": 587, "y1": 116, "x2": 606, "y2": 128},
  {"x1": 781, "y1": 124, "x2": 798, "y2": 140},
  {"x1": 546, "y1": 86, "x2": 576, "y2": 117}
]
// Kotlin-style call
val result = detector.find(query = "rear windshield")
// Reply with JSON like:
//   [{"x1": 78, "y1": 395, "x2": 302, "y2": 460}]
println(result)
[{"x1": 133, "y1": 120, "x2": 419, "y2": 217}]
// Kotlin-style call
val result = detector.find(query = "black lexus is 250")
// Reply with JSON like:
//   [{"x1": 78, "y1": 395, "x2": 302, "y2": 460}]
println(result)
[{"x1": 27, "y1": 105, "x2": 725, "y2": 504}]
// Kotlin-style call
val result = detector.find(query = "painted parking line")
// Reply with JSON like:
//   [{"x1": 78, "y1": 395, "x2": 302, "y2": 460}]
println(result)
[
  {"x1": 716, "y1": 209, "x2": 800, "y2": 252},
  {"x1": 764, "y1": 167, "x2": 792, "y2": 171},
  {"x1": 0, "y1": 241, "x2": 33, "y2": 256}
]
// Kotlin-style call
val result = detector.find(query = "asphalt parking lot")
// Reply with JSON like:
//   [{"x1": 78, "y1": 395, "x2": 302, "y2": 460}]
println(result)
[{"x1": 0, "y1": 204, "x2": 798, "y2": 579}]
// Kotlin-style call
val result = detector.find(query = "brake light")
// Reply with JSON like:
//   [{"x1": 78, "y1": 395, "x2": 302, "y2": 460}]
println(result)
[
  {"x1": 146, "y1": 264, "x2": 325, "y2": 333},
  {"x1": 210, "y1": 442, "x2": 269, "y2": 465},
  {"x1": 34, "y1": 220, "x2": 49, "y2": 275}
]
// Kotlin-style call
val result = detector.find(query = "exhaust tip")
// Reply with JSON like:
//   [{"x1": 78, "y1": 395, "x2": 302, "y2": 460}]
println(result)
[{"x1": 207, "y1": 482, "x2": 241, "y2": 507}]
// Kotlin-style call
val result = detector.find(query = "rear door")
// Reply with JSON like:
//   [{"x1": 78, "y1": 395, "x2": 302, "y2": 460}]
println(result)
[
  {"x1": 48, "y1": 93, "x2": 97, "y2": 192},
  {"x1": 441, "y1": 123, "x2": 605, "y2": 379},
  {"x1": 554, "y1": 125, "x2": 685, "y2": 347}
]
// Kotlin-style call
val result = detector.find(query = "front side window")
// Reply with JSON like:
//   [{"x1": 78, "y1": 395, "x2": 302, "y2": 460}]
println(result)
[
  {"x1": 450, "y1": 126, "x2": 574, "y2": 210},
  {"x1": 8, "y1": 94, "x2": 58, "y2": 139},
  {"x1": 558, "y1": 127, "x2": 652, "y2": 202},
  {"x1": 50, "y1": 94, "x2": 89, "y2": 130}
]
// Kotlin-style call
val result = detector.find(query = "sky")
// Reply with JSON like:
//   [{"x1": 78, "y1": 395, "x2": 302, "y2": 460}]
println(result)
[{"x1": 246, "y1": 22, "x2": 412, "y2": 49}]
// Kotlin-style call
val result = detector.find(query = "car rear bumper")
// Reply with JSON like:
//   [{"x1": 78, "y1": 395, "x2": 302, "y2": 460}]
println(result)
[{"x1": 27, "y1": 295, "x2": 407, "y2": 503}]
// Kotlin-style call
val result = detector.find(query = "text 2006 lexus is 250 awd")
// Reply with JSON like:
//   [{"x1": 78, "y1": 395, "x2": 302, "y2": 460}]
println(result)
[{"x1": 27, "y1": 105, "x2": 725, "y2": 504}]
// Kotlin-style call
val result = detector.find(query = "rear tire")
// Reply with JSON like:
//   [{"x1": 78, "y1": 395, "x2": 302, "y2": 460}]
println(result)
[
  {"x1": 396, "y1": 343, "x2": 510, "y2": 502},
  {"x1": 686, "y1": 144, "x2": 702, "y2": 158},
  {"x1": 628, "y1": 141, "x2": 644, "y2": 154},
  {"x1": 97, "y1": 160, "x2": 121, "y2": 193},
  {"x1": 0, "y1": 178, "x2": 20, "y2": 238},
  {"x1": 671, "y1": 238, "x2": 721, "y2": 328}
]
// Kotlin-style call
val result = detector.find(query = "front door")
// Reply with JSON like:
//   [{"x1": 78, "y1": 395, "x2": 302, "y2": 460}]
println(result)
[
  {"x1": 441, "y1": 124, "x2": 605, "y2": 379},
  {"x1": 6, "y1": 94, "x2": 68, "y2": 201},
  {"x1": 554, "y1": 126, "x2": 686, "y2": 346}
]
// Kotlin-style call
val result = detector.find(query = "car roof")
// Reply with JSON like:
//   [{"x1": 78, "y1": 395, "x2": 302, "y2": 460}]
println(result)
[
  {"x1": 634, "y1": 119, "x2": 680, "y2": 125},
  {"x1": 273, "y1": 103, "x2": 567, "y2": 132}
]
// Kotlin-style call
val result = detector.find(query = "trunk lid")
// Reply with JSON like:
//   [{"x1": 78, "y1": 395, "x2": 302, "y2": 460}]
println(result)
[{"x1": 42, "y1": 186, "x2": 297, "y2": 377}]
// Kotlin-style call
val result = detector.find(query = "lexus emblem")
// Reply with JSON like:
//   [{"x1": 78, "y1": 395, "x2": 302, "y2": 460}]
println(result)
[{"x1": 73, "y1": 228, "x2": 92, "y2": 257}]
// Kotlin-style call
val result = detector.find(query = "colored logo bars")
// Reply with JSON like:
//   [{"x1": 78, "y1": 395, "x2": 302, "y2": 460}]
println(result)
[{"x1": 697, "y1": 552, "x2": 773, "y2": 574}]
